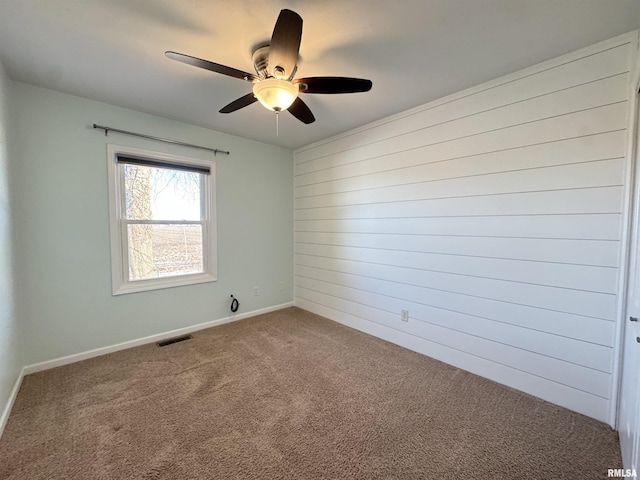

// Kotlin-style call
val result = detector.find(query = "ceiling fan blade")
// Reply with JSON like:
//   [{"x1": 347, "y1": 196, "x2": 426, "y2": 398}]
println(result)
[
  {"x1": 165, "y1": 51, "x2": 257, "y2": 82},
  {"x1": 287, "y1": 97, "x2": 315, "y2": 124},
  {"x1": 268, "y1": 9, "x2": 302, "y2": 79},
  {"x1": 219, "y1": 93, "x2": 258, "y2": 113},
  {"x1": 295, "y1": 77, "x2": 373, "y2": 94}
]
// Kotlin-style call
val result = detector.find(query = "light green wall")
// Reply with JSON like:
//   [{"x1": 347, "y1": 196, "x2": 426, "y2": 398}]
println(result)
[
  {"x1": 0, "y1": 63, "x2": 21, "y2": 414},
  {"x1": 11, "y1": 82, "x2": 293, "y2": 365}
]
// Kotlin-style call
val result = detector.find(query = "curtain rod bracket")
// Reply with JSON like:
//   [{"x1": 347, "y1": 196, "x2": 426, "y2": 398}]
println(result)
[{"x1": 92, "y1": 123, "x2": 229, "y2": 156}]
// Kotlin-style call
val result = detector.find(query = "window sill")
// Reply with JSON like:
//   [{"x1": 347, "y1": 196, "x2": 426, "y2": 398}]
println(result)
[{"x1": 112, "y1": 272, "x2": 217, "y2": 296}]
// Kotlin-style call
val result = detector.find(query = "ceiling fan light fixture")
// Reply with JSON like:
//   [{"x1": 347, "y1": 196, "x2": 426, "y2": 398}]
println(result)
[{"x1": 253, "y1": 77, "x2": 299, "y2": 112}]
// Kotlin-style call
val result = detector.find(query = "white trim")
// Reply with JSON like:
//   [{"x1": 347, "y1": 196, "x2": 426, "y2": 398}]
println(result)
[
  {"x1": 617, "y1": 33, "x2": 640, "y2": 471},
  {"x1": 22, "y1": 302, "x2": 294, "y2": 375},
  {"x1": 611, "y1": 31, "x2": 640, "y2": 428},
  {"x1": 113, "y1": 271, "x2": 217, "y2": 295},
  {"x1": 295, "y1": 31, "x2": 638, "y2": 156},
  {"x1": 106, "y1": 144, "x2": 218, "y2": 295},
  {"x1": 0, "y1": 367, "x2": 25, "y2": 439},
  {"x1": 633, "y1": 67, "x2": 640, "y2": 480}
]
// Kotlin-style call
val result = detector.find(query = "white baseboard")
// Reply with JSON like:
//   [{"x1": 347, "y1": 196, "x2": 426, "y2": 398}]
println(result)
[
  {"x1": 0, "y1": 367, "x2": 25, "y2": 438},
  {"x1": 23, "y1": 302, "x2": 294, "y2": 375}
]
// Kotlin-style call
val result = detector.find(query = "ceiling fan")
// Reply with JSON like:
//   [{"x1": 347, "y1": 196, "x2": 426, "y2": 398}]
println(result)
[{"x1": 165, "y1": 9, "x2": 372, "y2": 124}]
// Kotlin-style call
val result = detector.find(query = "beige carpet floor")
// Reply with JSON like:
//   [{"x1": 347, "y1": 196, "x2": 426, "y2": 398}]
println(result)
[{"x1": 0, "y1": 307, "x2": 622, "y2": 479}]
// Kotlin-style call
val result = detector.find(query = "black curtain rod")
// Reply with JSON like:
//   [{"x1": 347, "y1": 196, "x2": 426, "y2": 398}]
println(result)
[{"x1": 92, "y1": 124, "x2": 230, "y2": 156}]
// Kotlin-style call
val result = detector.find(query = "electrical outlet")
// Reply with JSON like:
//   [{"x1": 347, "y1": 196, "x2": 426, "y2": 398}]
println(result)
[
  {"x1": 401, "y1": 309, "x2": 409, "y2": 322},
  {"x1": 253, "y1": 287, "x2": 260, "y2": 296}
]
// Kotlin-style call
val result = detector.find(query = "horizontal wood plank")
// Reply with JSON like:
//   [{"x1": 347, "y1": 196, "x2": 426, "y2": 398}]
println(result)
[
  {"x1": 296, "y1": 214, "x2": 622, "y2": 241},
  {"x1": 295, "y1": 243, "x2": 618, "y2": 293},
  {"x1": 295, "y1": 42, "x2": 630, "y2": 165},
  {"x1": 295, "y1": 254, "x2": 617, "y2": 320},
  {"x1": 295, "y1": 264, "x2": 616, "y2": 346},
  {"x1": 294, "y1": 232, "x2": 620, "y2": 267},
  {"x1": 294, "y1": 186, "x2": 624, "y2": 220}
]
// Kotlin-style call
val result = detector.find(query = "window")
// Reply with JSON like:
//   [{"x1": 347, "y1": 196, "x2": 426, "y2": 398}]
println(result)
[{"x1": 107, "y1": 145, "x2": 217, "y2": 295}]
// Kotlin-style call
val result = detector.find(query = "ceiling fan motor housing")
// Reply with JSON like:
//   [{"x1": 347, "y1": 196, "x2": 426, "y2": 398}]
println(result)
[
  {"x1": 252, "y1": 45, "x2": 271, "y2": 78},
  {"x1": 252, "y1": 45, "x2": 297, "y2": 80}
]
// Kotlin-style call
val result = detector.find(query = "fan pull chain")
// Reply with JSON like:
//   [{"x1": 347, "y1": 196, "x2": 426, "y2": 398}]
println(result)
[{"x1": 275, "y1": 111, "x2": 279, "y2": 136}]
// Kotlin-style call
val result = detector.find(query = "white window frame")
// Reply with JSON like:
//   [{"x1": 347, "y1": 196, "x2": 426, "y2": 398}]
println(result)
[{"x1": 106, "y1": 144, "x2": 217, "y2": 295}]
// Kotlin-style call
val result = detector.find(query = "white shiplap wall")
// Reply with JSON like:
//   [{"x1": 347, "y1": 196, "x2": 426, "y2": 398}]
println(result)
[{"x1": 293, "y1": 33, "x2": 638, "y2": 424}]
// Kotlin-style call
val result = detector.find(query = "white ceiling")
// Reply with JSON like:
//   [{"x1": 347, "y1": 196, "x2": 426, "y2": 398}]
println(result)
[{"x1": 0, "y1": 1, "x2": 638, "y2": 150}]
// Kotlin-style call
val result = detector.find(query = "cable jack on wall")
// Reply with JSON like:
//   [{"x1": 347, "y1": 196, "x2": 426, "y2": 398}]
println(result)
[{"x1": 230, "y1": 295, "x2": 239, "y2": 313}]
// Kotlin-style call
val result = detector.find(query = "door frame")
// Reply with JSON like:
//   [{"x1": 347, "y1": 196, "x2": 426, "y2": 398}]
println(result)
[{"x1": 614, "y1": 31, "x2": 640, "y2": 471}]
